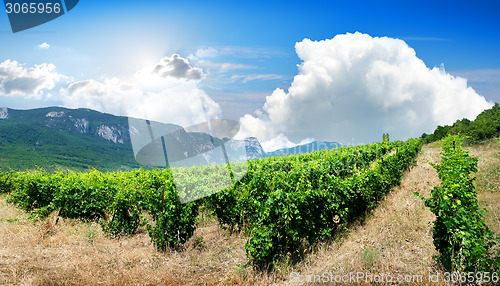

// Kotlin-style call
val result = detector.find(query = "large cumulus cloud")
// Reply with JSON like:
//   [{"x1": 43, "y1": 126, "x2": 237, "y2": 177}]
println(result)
[{"x1": 239, "y1": 32, "x2": 493, "y2": 150}]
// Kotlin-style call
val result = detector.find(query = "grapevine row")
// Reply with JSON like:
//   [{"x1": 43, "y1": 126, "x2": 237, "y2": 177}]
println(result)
[
  {"x1": 418, "y1": 135, "x2": 500, "y2": 272},
  {"x1": 207, "y1": 138, "x2": 422, "y2": 268}
]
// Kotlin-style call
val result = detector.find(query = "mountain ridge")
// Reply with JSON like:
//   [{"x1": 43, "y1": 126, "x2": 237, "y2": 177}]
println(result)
[{"x1": 0, "y1": 106, "x2": 341, "y2": 171}]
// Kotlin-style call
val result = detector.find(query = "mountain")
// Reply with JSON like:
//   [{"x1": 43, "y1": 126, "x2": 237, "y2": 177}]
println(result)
[
  {"x1": 0, "y1": 107, "x2": 266, "y2": 171},
  {"x1": 239, "y1": 137, "x2": 266, "y2": 159},
  {"x1": 0, "y1": 106, "x2": 131, "y2": 143},
  {"x1": 0, "y1": 107, "x2": 139, "y2": 171},
  {"x1": 265, "y1": 141, "x2": 343, "y2": 157},
  {"x1": 0, "y1": 106, "x2": 342, "y2": 171}
]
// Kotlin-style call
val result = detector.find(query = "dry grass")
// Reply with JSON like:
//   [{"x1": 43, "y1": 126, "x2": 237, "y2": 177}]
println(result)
[
  {"x1": 467, "y1": 139, "x2": 500, "y2": 237},
  {"x1": 0, "y1": 141, "x2": 499, "y2": 285},
  {"x1": 0, "y1": 201, "x2": 252, "y2": 285}
]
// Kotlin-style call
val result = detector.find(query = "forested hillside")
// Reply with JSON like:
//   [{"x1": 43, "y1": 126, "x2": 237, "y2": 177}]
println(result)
[{"x1": 422, "y1": 103, "x2": 500, "y2": 143}]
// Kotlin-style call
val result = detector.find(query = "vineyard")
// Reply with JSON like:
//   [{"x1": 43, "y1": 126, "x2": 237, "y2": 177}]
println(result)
[{"x1": 0, "y1": 138, "x2": 422, "y2": 269}]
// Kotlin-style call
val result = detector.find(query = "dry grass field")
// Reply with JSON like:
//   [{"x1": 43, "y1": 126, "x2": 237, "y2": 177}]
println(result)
[{"x1": 0, "y1": 140, "x2": 499, "y2": 285}]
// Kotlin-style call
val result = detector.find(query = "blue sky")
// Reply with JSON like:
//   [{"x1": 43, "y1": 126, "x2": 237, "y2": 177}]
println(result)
[{"x1": 0, "y1": 0, "x2": 499, "y2": 148}]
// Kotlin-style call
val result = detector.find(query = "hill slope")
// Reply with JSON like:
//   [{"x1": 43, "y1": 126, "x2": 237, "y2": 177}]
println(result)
[
  {"x1": 422, "y1": 103, "x2": 500, "y2": 143},
  {"x1": 0, "y1": 107, "x2": 138, "y2": 171}
]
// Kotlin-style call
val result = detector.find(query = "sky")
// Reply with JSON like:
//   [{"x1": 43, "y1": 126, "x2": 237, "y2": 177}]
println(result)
[{"x1": 0, "y1": 0, "x2": 499, "y2": 151}]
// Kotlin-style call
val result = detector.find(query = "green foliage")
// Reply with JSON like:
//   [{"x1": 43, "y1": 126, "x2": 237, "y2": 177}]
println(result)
[
  {"x1": 0, "y1": 170, "x2": 16, "y2": 194},
  {"x1": 0, "y1": 121, "x2": 140, "y2": 172},
  {"x1": 423, "y1": 103, "x2": 500, "y2": 144},
  {"x1": 46, "y1": 170, "x2": 116, "y2": 220},
  {"x1": 86, "y1": 229, "x2": 98, "y2": 245},
  {"x1": 193, "y1": 236, "x2": 206, "y2": 249},
  {"x1": 360, "y1": 247, "x2": 380, "y2": 270},
  {"x1": 208, "y1": 138, "x2": 422, "y2": 269},
  {"x1": 144, "y1": 183, "x2": 199, "y2": 251},
  {"x1": 421, "y1": 135, "x2": 500, "y2": 272},
  {"x1": 0, "y1": 107, "x2": 142, "y2": 172},
  {"x1": 100, "y1": 182, "x2": 143, "y2": 237},
  {"x1": 382, "y1": 133, "x2": 390, "y2": 143},
  {"x1": 7, "y1": 170, "x2": 61, "y2": 211}
]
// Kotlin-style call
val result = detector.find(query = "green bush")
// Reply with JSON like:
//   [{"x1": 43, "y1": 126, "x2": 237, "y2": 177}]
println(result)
[
  {"x1": 144, "y1": 182, "x2": 199, "y2": 250},
  {"x1": 100, "y1": 184, "x2": 144, "y2": 237},
  {"x1": 40, "y1": 170, "x2": 115, "y2": 221},
  {"x1": 422, "y1": 103, "x2": 500, "y2": 144}
]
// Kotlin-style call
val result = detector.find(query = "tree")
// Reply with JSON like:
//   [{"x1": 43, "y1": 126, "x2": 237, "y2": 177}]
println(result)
[{"x1": 382, "y1": 133, "x2": 390, "y2": 143}]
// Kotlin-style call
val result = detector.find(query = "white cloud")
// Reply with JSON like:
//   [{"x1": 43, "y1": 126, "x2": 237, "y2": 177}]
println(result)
[
  {"x1": 239, "y1": 32, "x2": 494, "y2": 150},
  {"x1": 218, "y1": 46, "x2": 288, "y2": 59},
  {"x1": 194, "y1": 60, "x2": 256, "y2": 74},
  {"x1": 188, "y1": 46, "x2": 285, "y2": 80},
  {"x1": 61, "y1": 77, "x2": 220, "y2": 127},
  {"x1": 220, "y1": 63, "x2": 256, "y2": 72},
  {"x1": 152, "y1": 54, "x2": 205, "y2": 81},
  {"x1": 254, "y1": 133, "x2": 316, "y2": 153},
  {"x1": 0, "y1": 60, "x2": 65, "y2": 99},
  {"x1": 195, "y1": 47, "x2": 219, "y2": 59},
  {"x1": 450, "y1": 69, "x2": 500, "y2": 103},
  {"x1": 191, "y1": 46, "x2": 287, "y2": 59},
  {"x1": 261, "y1": 133, "x2": 297, "y2": 152},
  {"x1": 38, "y1": 43, "x2": 50, "y2": 49}
]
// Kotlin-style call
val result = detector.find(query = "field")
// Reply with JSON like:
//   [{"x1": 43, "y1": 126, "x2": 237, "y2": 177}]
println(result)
[{"x1": 0, "y1": 138, "x2": 499, "y2": 285}]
